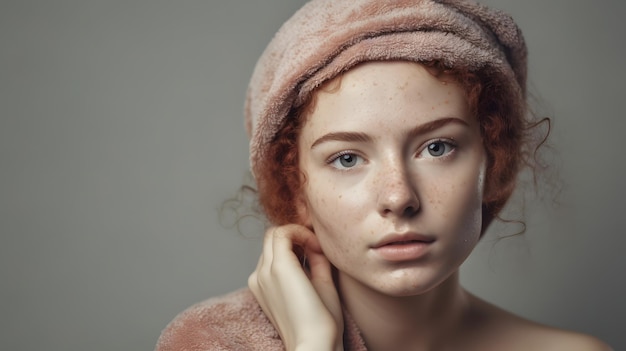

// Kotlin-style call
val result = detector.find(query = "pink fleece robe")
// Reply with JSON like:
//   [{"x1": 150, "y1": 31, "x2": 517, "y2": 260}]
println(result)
[{"x1": 155, "y1": 288, "x2": 368, "y2": 351}]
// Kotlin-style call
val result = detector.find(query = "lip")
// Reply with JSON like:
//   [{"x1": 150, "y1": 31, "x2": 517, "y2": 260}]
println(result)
[
  {"x1": 371, "y1": 232, "x2": 436, "y2": 248},
  {"x1": 370, "y1": 232, "x2": 435, "y2": 262}
]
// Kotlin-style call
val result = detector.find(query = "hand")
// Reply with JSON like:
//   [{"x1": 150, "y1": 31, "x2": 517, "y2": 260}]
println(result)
[{"x1": 248, "y1": 224, "x2": 344, "y2": 351}]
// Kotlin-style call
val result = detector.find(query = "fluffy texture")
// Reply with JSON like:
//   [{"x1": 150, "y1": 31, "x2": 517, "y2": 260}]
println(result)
[
  {"x1": 155, "y1": 288, "x2": 367, "y2": 351},
  {"x1": 245, "y1": 0, "x2": 526, "y2": 179}
]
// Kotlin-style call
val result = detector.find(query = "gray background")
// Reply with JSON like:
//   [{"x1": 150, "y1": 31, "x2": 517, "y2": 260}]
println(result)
[{"x1": 1, "y1": 0, "x2": 624, "y2": 350}]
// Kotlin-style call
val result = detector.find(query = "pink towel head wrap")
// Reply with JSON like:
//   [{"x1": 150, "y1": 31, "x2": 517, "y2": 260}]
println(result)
[{"x1": 245, "y1": 0, "x2": 527, "y2": 181}]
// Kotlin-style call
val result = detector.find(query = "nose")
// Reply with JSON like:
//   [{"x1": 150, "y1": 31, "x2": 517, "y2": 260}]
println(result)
[{"x1": 376, "y1": 162, "x2": 420, "y2": 218}]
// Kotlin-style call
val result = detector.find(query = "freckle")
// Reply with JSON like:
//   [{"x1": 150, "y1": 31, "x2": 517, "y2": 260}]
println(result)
[{"x1": 338, "y1": 195, "x2": 342, "y2": 199}]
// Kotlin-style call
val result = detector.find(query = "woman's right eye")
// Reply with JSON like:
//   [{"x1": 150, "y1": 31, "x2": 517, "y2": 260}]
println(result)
[{"x1": 328, "y1": 152, "x2": 363, "y2": 170}]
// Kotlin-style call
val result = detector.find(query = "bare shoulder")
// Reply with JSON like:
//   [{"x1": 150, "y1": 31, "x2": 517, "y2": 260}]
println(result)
[
  {"x1": 523, "y1": 327, "x2": 613, "y2": 351},
  {"x1": 463, "y1": 293, "x2": 612, "y2": 351}
]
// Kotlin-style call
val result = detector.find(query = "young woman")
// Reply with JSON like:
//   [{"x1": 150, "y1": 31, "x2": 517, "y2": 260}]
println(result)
[{"x1": 156, "y1": 1, "x2": 611, "y2": 350}]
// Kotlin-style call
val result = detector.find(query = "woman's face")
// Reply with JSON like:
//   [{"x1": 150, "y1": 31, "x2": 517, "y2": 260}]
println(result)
[{"x1": 297, "y1": 61, "x2": 486, "y2": 297}]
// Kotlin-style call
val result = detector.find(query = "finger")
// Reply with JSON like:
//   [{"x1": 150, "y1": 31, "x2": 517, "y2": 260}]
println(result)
[
  {"x1": 271, "y1": 224, "x2": 317, "y2": 266},
  {"x1": 306, "y1": 248, "x2": 333, "y2": 283},
  {"x1": 248, "y1": 252, "x2": 263, "y2": 292},
  {"x1": 304, "y1": 246, "x2": 339, "y2": 301},
  {"x1": 261, "y1": 226, "x2": 276, "y2": 266},
  {"x1": 249, "y1": 227, "x2": 277, "y2": 311},
  {"x1": 248, "y1": 247, "x2": 280, "y2": 333},
  {"x1": 249, "y1": 228, "x2": 271, "y2": 294}
]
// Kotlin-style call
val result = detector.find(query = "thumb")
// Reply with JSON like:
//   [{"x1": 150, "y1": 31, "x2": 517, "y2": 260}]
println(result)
[{"x1": 305, "y1": 243, "x2": 343, "y2": 330}]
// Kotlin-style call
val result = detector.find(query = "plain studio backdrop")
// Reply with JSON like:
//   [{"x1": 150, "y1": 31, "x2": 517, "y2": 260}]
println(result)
[{"x1": 1, "y1": 0, "x2": 624, "y2": 350}]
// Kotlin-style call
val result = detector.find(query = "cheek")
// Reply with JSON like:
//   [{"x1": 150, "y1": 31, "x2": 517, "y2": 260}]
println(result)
[
  {"x1": 425, "y1": 162, "x2": 485, "y2": 238},
  {"x1": 450, "y1": 171, "x2": 484, "y2": 244},
  {"x1": 304, "y1": 178, "x2": 367, "y2": 256},
  {"x1": 305, "y1": 177, "x2": 336, "y2": 216},
  {"x1": 305, "y1": 173, "x2": 367, "y2": 223}
]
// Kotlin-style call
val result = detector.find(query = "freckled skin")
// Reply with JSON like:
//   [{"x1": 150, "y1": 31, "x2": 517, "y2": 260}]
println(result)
[{"x1": 298, "y1": 61, "x2": 486, "y2": 298}]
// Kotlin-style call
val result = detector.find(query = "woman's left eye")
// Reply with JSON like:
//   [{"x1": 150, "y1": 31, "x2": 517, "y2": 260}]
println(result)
[{"x1": 420, "y1": 140, "x2": 456, "y2": 158}]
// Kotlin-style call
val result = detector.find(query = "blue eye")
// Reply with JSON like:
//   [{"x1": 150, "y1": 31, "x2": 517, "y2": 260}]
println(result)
[
  {"x1": 330, "y1": 152, "x2": 363, "y2": 169},
  {"x1": 338, "y1": 154, "x2": 357, "y2": 167},
  {"x1": 422, "y1": 140, "x2": 455, "y2": 158}
]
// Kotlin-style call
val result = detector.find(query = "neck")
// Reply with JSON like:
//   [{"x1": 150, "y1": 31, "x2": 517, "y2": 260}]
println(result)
[{"x1": 339, "y1": 271, "x2": 469, "y2": 351}]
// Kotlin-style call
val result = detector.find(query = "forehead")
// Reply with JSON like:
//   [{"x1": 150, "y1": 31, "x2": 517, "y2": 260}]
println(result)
[{"x1": 301, "y1": 61, "x2": 471, "y2": 136}]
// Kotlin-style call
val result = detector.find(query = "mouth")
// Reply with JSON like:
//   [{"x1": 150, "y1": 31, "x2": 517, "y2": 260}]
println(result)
[
  {"x1": 382, "y1": 240, "x2": 427, "y2": 245},
  {"x1": 371, "y1": 233, "x2": 435, "y2": 248},
  {"x1": 371, "y1": 233, "x2": 435, "y2": 262}
]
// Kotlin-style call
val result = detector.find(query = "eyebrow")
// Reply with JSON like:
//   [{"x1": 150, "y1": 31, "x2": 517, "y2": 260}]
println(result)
[
  {"x1": 310, "y1": 117, "x2": 469, "y2": 149},
  {"x1": 406, "y1": 117, "x2": 469, "y2": 140},
  {"x1": 311, "y1": 131, "x2": 372, "y2": 149}
]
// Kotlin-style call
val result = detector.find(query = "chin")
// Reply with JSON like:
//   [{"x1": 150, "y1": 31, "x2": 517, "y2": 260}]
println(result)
[
  {"x1": 376, "y1": 281, "x2": 442, "y2": 298},
  {"x1": 358, "y1": 270, "x2": 455, "y2": 298}
]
